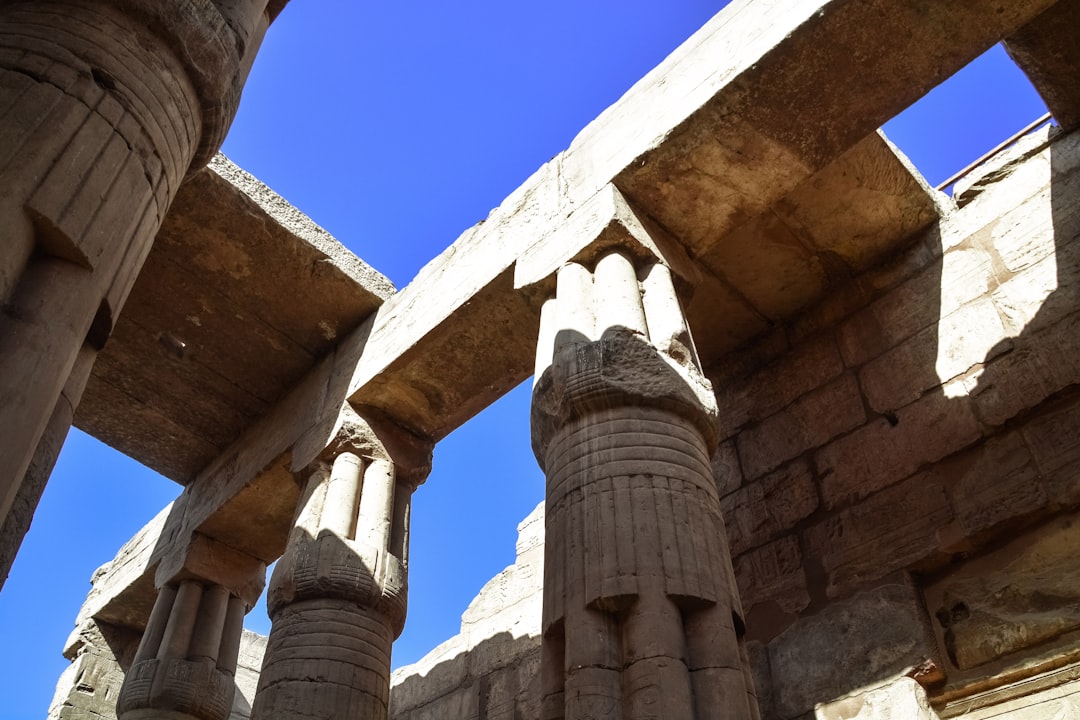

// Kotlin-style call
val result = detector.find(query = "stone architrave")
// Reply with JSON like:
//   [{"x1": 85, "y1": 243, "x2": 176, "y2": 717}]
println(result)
[
  {"x1": 250, "y1": 407, "x2": 432, "y2": 720},
  {"x1": 531, "y1": 250, "x2": 759, "y2": 720}
]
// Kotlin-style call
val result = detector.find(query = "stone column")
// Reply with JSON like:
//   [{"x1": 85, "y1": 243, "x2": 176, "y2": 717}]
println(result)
[
  {"x1": 116, "y1": 534, "x2": 266, "y2": 720},
  {"x1": 0, "y1": 0, "x2": 283, "y2": 579},
  {"x1": 0, "y1": 344, "x2": 95, "y2": 589},
  {"x1": 531, "y1": 251, "x2": 760, "y2": 720},
  {"x1": 250, "y1": 410, "x2": 431, "y2": 720}
]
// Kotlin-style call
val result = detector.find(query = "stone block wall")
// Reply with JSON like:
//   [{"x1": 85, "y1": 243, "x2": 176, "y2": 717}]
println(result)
[{"x1": 705, "y1": 125, "x2": 1080, "y2": 718}]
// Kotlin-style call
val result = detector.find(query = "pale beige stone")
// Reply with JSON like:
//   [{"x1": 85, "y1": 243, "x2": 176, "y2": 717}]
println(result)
[
  {"x1": 814, "y1": 677, "x2": 940, "y2": 720},
  {"x1": 8, "y1": 4, "x2": 1080, "y2": 720}
]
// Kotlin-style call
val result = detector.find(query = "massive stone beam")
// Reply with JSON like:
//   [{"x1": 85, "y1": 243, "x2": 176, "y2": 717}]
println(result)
[{"x1": 1005, "y1": 0, "x2": 1080, "y2": 131}]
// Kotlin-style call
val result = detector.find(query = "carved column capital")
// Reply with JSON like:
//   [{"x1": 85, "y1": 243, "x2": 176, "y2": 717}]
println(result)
[
  {"x1": 154, "y1": 532, "x2": 267, "y2": 611},
  {"x1": 531, "y1": 253, "x2": 719, "y2": 463},
  {"x1": 117, "y1": 579, "x2": 250, "y2": 720},
  {"x1": 531, "y1": 248, "x2": 759, "y2": 720},
  {"x1": 251, "y1": 406, "x2": 433, "y2": 720}
]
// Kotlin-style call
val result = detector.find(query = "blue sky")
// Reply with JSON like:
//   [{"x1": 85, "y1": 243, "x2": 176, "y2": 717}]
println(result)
[{"x1": 0, "y1": 2, "x2": 1050, "y2": 717}]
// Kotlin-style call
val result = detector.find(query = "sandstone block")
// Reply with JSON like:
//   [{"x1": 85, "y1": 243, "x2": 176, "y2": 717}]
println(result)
[
  {"x1": 716, "y1": 333, "x2": 844, "y2": 435},
  {"x1": 944, "y1": 673, "x2": 1080, "y2": 719},
  {"x1": 768, "y1": 583, "x2": 939, "y2": 720},
  {"x1": 399, "y1": 685, "x2": 479, "y2": 720},
  {"x1": 938, "y1": 245, "x2": 996, "y2": 320},
  {"x1": 933, "y1": 431, "x2": 1045, "y2": 543},
  {"x1": 857, "y1": 325, "x2": 944, "y2": 414},
  {"x1": 837, "y1": 264, "x2": 945, "y2": 367},
  {"x1": 713, "y1": 439, "x2": 744, "y2": 497},
  {"x1": 721, "y1": 458, "x2": 818, "y2": 556},
  {"x1": 924, "y1": 513, "x2": 1080, "y2": 671},
  {"x1": 818, "y1": 389, "x2": 981, "y2": 510},
  {"x1": 934, "y1": 298, "x2": 1010, "y2": 387},
  {"x1": 814, "y1": 676, "x2": 938, "y2": 720},
  {"x1": 790, "y1": 235, "x2": 940, "y2": 345},
  {"x1": 805, "y1": 475, "x2": 953, "y2": 598},
  {"x1": 733, "y1": 535, "x2": 810, "y2": 620},
  {"x1": 991, "y1": 246, "x2": 1059, "y2": 335},
  {"x1": 1023, "y1": 394, "x2": 1080, "y2": 506},
  {"x1": 970, "y1": 310, "x2": 1080, "y2": 429},
  {"x1": 48, "y1": 620, "x2": 140, "y2": 720},
  {"x1": 855, "y1": 295, "x2": 1008, "y2": 415},
  {"x1": 738, "y1": 373, "x2": 865, "y2": 481},
  {"x1": 990, "y1": 186, "x2": 1057, "y2": 274}
]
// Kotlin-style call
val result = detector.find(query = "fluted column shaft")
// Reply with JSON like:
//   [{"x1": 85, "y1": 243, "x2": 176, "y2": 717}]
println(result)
[
  {"x1": 532, "y1": 251, "x2": 759, "y2": 720},
  {"x1": 117, "y1": 580, "x2": 249, "y2": 720},
  {"x1": 251, "y1": 430, "x2": 427, "y2": 720},
  {"x1": 0, "y1": 0, "x2": 278, "y2": 581}
]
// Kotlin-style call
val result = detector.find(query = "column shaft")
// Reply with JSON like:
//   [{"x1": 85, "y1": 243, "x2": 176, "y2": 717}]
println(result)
[
  {"x1": 532, "y1": 253, "x2": 758, "y2": 720},
  {"x1": 0, "y1": 0, "x2": 280, "y2": 587},
  {"x1": 252, "y1": 430, "x2": 427, "y2": 720},
  {"x1": 118, "y1": 580, "x2": 252, "y2": 720}
]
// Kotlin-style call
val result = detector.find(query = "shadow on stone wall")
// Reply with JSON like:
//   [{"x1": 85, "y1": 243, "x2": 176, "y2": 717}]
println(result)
[{"x1": 711, "y1": 124, "x2": 1080, "y2": 720}]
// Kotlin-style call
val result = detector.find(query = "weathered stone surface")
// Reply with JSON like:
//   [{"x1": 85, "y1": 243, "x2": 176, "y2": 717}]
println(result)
[
  {"x1": 713, "y1": 439, "x2": 745, "y2": 497},
  {"x1": 933, "y1": 431, "x2": 1045, "y2": 545},
  {"x1": 1006, "y1": 0, "x2": 1080, "y2": 131},
  {"x1": 768, "y1": 583, "x2": 939, "y2": 720},
  {"x1": 943, "y1": 672, "x2": 1080, "y2": 719},
  {"x1": 805, "y1": 475, "x2": 953, "y2": 598},
  {"x1": 714, "y1": 333, "x2": 845, "y2": 437},
  {"x1": 721, "y1": 459, "x2": 818, "y2": 557},
  {"x1": 837, "y1": 261, "x2": 951, "y2": 368},
  {"x1": 734, "y1": 535, "x2": 810, "y2": 627},
  {"x1": 925, "y1": 513, "x2": 1080, "y2": 672},
  {"x1": 48, "y1": 620, "x2": 140, "y2": 720},
  {"x1": 737, "y1": 373, "x2": 865, "y2": 481},
  {"x1": 817, "y1": 389, "x2": 980, "y2": 511},
  {"x1": 233, "y1": 631, "x2": 266, "y2": 720},
  {"x1": 391, "y1": 505, "x2": 544, "y2": 719},
  {"x1": 14, "y1": 4, "x2": 1080, "y2": 720},
  {"x1": 77, "y1": 155, "x2": 393, "y2": 483},
  {"x1": 1022, "y1": 393, "x2": 1080, "y2": 505}
]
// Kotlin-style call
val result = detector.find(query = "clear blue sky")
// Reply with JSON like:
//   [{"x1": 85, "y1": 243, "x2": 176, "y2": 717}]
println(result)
[{"x1": 0, "y1": 2, "x2": 1049, "y2": 717}]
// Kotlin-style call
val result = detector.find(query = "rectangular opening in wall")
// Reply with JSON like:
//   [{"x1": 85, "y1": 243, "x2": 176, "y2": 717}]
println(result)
[{"x1": 882, "y1": 43, "x2": 1051, "y2": 195}]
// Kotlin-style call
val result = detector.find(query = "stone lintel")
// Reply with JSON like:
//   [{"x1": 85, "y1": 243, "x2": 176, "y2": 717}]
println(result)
[
  {"x1": 296, "y1": 401, "x2": 434, "y2": 487},
  {"x1": 345, "y1": 0, "x2": 1028, "y2": 436},
  {"x1": 1005, "y1": 0, "x2": 1080, "y2": 131},
  {"x1": 76, "y1": 155, "x2": 394, "y2": 484},
  {"x1": 513, "y1": 183, "x2": 702, "y2": 296},
  {"x1": 153, "y1": 532, "x2": 266, "y2": 609}
]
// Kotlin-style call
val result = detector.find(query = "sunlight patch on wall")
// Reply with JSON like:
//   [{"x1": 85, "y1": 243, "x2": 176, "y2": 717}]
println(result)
[{"x1": 938, "y1": 137, "x2": 1057, "y2": 400}]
